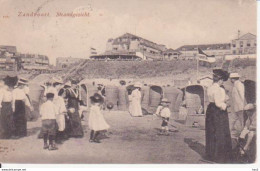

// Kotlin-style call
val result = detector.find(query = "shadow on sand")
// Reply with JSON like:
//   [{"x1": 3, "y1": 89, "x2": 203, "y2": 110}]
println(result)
[{"x1": 184, "y1": 138, "x2": 205, "y2": 159}]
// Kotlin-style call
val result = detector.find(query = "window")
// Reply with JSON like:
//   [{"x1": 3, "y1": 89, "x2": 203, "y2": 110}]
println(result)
[
  {"x1": 233, "y1": 50, "x2": 236, "y2": 54},
  {"x1": 232, "y1": 44, "x2": 236, "y2": 48},
  {"x1": 240, "y1": 41, "x2": 243, "y2": 48},
  {"x1": 247, "y1": 43, "x2": 251, "y2": 47}
]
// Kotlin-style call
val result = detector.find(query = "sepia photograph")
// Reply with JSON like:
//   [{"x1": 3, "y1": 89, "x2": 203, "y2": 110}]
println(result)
[{"x1": 0, "y1": 0, "x2": 257, "y2": 166}]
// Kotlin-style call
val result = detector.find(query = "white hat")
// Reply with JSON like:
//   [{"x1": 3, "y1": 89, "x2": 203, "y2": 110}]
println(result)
[
  {"x1": 229, "y1": 73, "x2": 240, "y2": 78},
  {"x1": 52, "y1": 77, "x2": 63, "y2": 84},
  {"x1": 64, "y1": 81, "x2": 71, "y2": 87},
  {"x1": 134, "y1": 82, "x2": 142, "y2": 88},
  {"x1": 19, "y1": 77, "x2": 28, "y2": 82},
  {"x1": 161, "y1": 98, "x2": 170, "y2": 103},
  {"x1": 244, "y1": 103, "x2": 255, "y2": 110},
  {"x1": 17, "y1": 79, "x2": 28, "y2": 85}
]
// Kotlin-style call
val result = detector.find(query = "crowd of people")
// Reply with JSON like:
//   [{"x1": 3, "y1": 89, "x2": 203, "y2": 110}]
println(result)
[
  {"x1": 0, "y1": 76, "x2": 33, "y2": 139},
  {"x1": 0, "y1": 70, "x2": 256, "y2": 162},
  {"x1": 205, "y1": 69, "x2": 256, "y2": 163},
  {"x1": 39, "y1": 78, "x2": 110, "y2": 149}
]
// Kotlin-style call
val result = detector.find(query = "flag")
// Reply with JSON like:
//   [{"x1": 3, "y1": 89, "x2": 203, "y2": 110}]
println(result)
[
  {"x1": 90, "y1": 47, "x2": 97, "y2": 55},
  {"x1": 198, "y1": 48, "x2": 215, "y2": 58}
]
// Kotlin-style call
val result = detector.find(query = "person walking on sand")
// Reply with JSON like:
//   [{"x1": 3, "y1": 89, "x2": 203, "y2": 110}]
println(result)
[
  {"x1": 154, "y1": 98, "x2": 171, "y2": 136},
  {"x1": 89, "y1": 93, "x2": 110, "y2": 143},
  {"x1": 129, "y1": 82, "x2": 143, "y2": 117}
]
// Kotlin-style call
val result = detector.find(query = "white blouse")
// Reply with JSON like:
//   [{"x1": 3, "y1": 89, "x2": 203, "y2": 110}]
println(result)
[
  {"x1": 0, "y1": 87, "x2": 13, "y2": 107},
  {"x1": 40, "y1": 100, "x2": 58, "y2": 120},
  {"x1": 155, "y1": 105, "x2": 171, "y2": 118},
  {"x1": 207, "y1": 83, "x2": 227, "y2": 110},
  {"x1": 12, "y1": 88, "x2": 31, "y2": 107}
]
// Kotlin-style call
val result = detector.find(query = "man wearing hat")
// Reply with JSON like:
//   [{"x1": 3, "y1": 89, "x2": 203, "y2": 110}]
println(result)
[
  {"x1": 229, "y1": 73, "x2": 245, "y2": 138},
  {"x1": 129, "y1": 82, "x2": 143, "y2": 117},
  {"x1": 154, "y1": 98, "x2": 171, "y2": 136}
]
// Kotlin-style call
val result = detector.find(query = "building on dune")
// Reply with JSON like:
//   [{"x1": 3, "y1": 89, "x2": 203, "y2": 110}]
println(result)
[
  {"x1": 18, "y1": 53, "x2": 49, "y2": 71},
  {"x1": 231, "y1": 33, "x2": 256, "y2": 55},
  {"x1": 0, "y1": 45, "x2": 50, "y2": 72},
  {"x1": 176, "y1": 43, "x2": 232, "y2": 60},
  {"x1": 90, "y1": 33, "x2": 178, "y2": 61},
  {"x1": 0, "y1": 45, "x2": 18, "y2": 71}
]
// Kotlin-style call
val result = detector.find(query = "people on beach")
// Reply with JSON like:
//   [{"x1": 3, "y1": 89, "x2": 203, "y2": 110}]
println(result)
[
  {"x1": 12, "y1": 79, "x2": 33, "y2": 138},
  {"x1": 88, "y1": 93, "x2": 110, "y2": 143},
  {"x1": 205, "y1": 69, "x2": 232, "y2": 163},
  {"x1": 129, "y1": 82, "x2": 143, "y2": 117},
  {"x1": 154, "y1": 98, "x2": 171, "y2": 136},
  {"x1": 0, "y1": 80, "x2": 15, "y2": 139},
  {"x1": 40, "y1": 93, "x2": 58, "y2": 150},
  {"x1": 229, "y1": 73, "x2": 245, "y2": 138},
  {"x1": 64, "y1": 79, "x2": 84, "y2": 138}
]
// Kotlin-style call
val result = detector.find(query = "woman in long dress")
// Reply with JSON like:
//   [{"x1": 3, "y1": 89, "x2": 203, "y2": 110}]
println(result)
[
  {"x1": 12, "y1": 80, "x2": 33, "y2": 138},
  {"x1": 89, "y1": 93, "x2": 110, "y2": 143},
  {"x1": 65, "y1": 79, "x2": 84, "y2": 138},
  {"x1": 205, "y1": 69, "x2": 232, "y2": 163},
  {"x1": 129, "y1": 82, "x2": 143, "y2": 117},
  {"x1": 0, "y1": 83, "x2": 15, "y2": 139}
]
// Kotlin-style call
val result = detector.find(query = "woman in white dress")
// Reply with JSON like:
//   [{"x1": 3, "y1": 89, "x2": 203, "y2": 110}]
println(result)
[
  {"x1": 129, "y1": 82, "x2": 143, "y2": 117},
  {"x1": 88, "y1": 93, "x2": 110, "y2": 143}
]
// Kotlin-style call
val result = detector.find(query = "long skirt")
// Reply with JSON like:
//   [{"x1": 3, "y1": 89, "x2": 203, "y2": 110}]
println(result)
[
  {"x1": 13, "y1": 100, "x2": 27, "y2": 137},
  {"x1": 0, "y1": 102, "x2": 14, "y2": 139},
  {"x1": 205, "y1": 103, "x2": 232, "y2": 163},
  {"x1": 129, "y1": 99, "x2": 143, "y2": 117},
  {"x1": 67, "y1": 110, "x2": 84, "y2": 137}
]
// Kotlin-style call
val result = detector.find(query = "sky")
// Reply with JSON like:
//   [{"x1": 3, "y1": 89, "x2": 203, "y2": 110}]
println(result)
[{"x1": 0, "y1": 0, "x2": 257, "y2": 65}]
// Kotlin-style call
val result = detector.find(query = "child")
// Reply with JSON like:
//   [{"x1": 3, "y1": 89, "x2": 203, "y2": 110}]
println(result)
[
  {"x1": 154, "y1": 98, "x2": 171, "y2": 136},
  {"x1": 88, "y1": 93, "x2": 110, "y2": 143},
  {"x1": 40, "y1": 93, "x2": 58, "y2": 150}
]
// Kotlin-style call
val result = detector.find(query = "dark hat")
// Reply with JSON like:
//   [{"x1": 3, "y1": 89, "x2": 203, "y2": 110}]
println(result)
[
  {"x1": 3, "y1": 75, "x2": 18, "y2": 87},
  {"x1": 119, "y1": 80, "x2": 126, "y2": 85},
  {"x1": 71, "y1": 79, "x2": 79, "y2": 84},
  {"x1": 213, "y1": 69, "x2": 229, "y2": 81},
  {"x1": 46, "y1": 93, "x2": 54, "y2": 99},
  {"x1": 19, "y1": 77, "x2": 28, "y2": 83},
  {"x1": 90, "y1": 93, "x2": 104, "y2": 103}
]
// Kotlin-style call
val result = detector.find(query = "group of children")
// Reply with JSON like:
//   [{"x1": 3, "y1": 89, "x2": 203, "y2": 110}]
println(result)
[{"x1": 40, "y1": 90, "x2": 110, "y2": 150}]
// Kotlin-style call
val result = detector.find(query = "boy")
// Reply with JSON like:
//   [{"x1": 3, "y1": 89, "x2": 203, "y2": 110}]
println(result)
[
  {"x1": 40, "y1": 93, "x2": 58, "y2": 150},
  {"x1": 154, "y1": 98, "x2": 171, "y2": 136}
]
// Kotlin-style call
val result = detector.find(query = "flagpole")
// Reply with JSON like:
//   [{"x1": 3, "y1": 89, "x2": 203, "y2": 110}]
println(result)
[{"x1": 197, "y1": 47, "x2": 199, "y2": 82}]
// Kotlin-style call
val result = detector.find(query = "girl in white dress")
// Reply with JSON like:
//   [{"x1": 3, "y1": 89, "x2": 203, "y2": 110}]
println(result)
[{"x1": 88, "y1": 93, "x2": 110, "y2": 143}]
